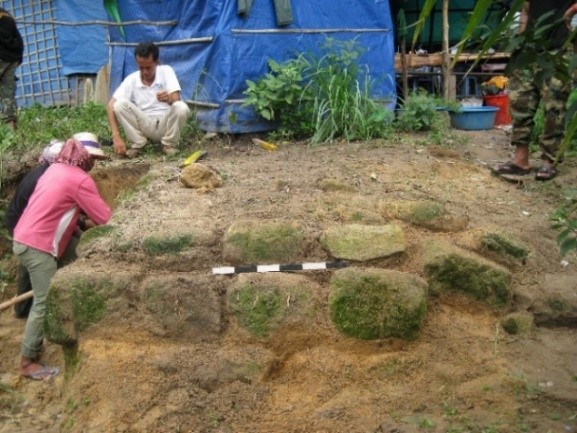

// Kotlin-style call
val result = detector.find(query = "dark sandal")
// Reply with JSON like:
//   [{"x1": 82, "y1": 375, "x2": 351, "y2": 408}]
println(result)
[
  {"x1": 21, "y1": 363, "x2": 59, "y2": 381},
  {"x1": 535, "y1": 165, "x2": 557, "y2": 181},
  {"x1": 491, "y1": 161, "x2": 532, "y2": 176}
]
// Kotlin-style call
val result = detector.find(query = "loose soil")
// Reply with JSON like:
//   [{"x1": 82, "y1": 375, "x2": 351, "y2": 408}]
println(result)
[{"x1": 0, "y1": 128, "x2": 576, "y2": 433}]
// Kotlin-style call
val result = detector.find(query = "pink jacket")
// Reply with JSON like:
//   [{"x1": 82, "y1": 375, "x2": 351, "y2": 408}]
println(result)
[{"x1": 13, "y1": 163, "x2": 111, "y2": 258}]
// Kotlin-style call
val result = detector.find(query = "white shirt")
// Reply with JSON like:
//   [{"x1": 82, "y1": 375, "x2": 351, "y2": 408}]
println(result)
[{"x1": 113, "y1": 64, "x2": 182, "y2": 117}]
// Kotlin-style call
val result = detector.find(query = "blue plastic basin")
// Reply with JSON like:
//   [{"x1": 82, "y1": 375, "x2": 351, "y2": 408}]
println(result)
[{"x1": 450, "y1": 106, "x2": 498, "y2": 130}]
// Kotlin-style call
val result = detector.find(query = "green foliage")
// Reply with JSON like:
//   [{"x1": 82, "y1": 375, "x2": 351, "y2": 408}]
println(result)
[
  {"x1": 529, "y1": 103, "x2": 544, "y2": 152},
  {"x1": 395, "y1": 90, "x2": 458, "y2": 133},
  {"x1": 0, "y1": 124, "x2": 17, "y2": 155},
  {"x1": 550, "y1": 188, "x2": 577, "y2": 257},
  {"x1": 396, "y1": 92, "x2": 439, "y2": 132},
  {"x1": 243, "y1": 38, "x2": 394, "y2": 144},
  {"x1": 244, "y1": 57, "x2": 311, "y2": 123}
]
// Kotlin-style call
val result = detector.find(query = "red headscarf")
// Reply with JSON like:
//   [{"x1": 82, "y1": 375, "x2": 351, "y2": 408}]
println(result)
[{"x1": 54, "y1": 138, "x2": 95, "y2": 172}]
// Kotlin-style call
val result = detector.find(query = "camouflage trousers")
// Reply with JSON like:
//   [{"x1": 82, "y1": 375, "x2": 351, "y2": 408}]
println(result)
[
  {"x1": 508, "y1": 50, "x2": 574, "y2": 162},
  {"x1": 0, "y1": 60, "x2": 19, "y2": 123}
]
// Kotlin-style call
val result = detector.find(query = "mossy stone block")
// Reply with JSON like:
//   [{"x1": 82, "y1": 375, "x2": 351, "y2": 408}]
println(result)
[
  {"x1": 142, "y1": 274, "x2": 222, "y2": 341},
  {"x1": 329, "y1": 268, "x2": 428, "y2": 340},
  {"x1": 501, "y1": 312, "x2": 534, "y2": 335},
  {"x1": 228, "y1": 273, "x2": 321, "y2": 338},
  {"x1": 320, "y1": 224, "x2": 405, "y2": 261},
  {"x1": 142, "y1": 234, "x2": 194, "y2": 256},
  {"x1": 481, "y1": 231, "x2": 529, "y2": 261},
  {"x1": 382, "y1": 200, "x2": 468, "y2": 232},
  {"x1": 424, "y1": 241, "x2": 512, "y2": 306},
  {"x1": 223, "y1": 220, "x2": 306, "y2": 264},
  {"x1": 45, "y1": 276, "x2": 118, "y2": 345}
]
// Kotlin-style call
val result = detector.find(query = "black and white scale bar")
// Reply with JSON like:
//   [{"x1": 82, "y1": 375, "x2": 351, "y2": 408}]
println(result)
[{"x1": 212, "y1": 261, "x2": 349, "y2": 275}]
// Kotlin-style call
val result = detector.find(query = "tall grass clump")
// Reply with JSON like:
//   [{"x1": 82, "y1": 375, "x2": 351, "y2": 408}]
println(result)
[{"x1": 243, "y1": 38, "x2": 394, "y2": 144}]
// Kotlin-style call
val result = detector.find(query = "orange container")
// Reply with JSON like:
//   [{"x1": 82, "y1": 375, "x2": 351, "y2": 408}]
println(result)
[{"x1": 483, "y1": 94, "x2": 511, "y2": 125}]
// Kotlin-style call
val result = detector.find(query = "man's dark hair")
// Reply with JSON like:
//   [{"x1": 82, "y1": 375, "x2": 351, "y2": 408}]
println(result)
[{"x1": 134, "y1": 42, "x2": 159, "y2": 61}]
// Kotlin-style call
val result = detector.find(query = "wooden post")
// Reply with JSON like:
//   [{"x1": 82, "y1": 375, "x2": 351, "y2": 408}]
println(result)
[{"x1": 441, "y1": 0, "x2": 451, "y2": 100}]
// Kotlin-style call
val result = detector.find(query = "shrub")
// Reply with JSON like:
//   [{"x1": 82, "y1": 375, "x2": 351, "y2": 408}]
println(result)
[{"x1": 243, "y1": 38, "x2": 394, "y2": 144}]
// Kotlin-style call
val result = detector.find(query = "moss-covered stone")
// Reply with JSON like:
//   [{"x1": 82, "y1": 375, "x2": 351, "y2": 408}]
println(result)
[
  {"x1": 320, "y1": 224, "x2": 405, "y2": 261},
  {"x1": 228, "y1": 274, "x2": 321, "y2": 338},
  {"x1": 328, "y1": 268, "x2": 428, "y2": 340},
  {"x1": 45, "y1": 275, "x2": 121, "y2": 345},
  {"x1": 45, "y1": 288, "x2": 73, "y2": 346},
  {"x1": 229, "y1": 284, "x2": 282, "y2": 337},
  {"x1": 382, "y1": 200, "x2": 468, "y2": 232},
  {"x1": 424, "y1": 241, "x2": 512, "y2": 306},
  {"x1": 223, "y1": 220, "x2": 306, "y2": 263},
  {"x1": 141, "y1": 274, "x2": 222, "y2": 341},
  {"x1": 404, "y1": 201, "x2": 445, "y2": 225},
  {"x1": 501, "y1": 312, "x2": 534, "y2": 335},
  {"x1": 142, "y1": 234, "x2": 194, "y2": 255},
  {"x1": 481, "y1": 232, "x2": 529, "y2": 261}
]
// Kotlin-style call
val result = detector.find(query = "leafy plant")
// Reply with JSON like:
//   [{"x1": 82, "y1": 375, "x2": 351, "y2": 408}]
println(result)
[
  {"x1": 551, "y1": 189, "x2": 577, "y2": 257},
  {"x1": 243, "y1": 38, "x2": 394, "y2": 144},
  {"x1": 395, "y1": 90, "x2": 458, "y2": 133}
]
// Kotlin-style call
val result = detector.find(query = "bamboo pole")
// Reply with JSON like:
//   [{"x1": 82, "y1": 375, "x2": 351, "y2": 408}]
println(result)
[
  {"x1": 0, "y1": 291, "x2": 33, "y2": 312},
  {"x1": 15, "y1": 19, "x2": 177, "y2": 27},
  {"x1": 442, "y1": 0, "x2": 451, "y2": 99}
]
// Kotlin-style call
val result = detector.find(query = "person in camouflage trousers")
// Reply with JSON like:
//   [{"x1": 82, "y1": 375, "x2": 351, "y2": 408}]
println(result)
[
  {"x1": 492, "y1": 1, "x2": 577, "y2": 181},
  {"x1": 0, "y1": 7, "x2": 24, "y2": 131}
]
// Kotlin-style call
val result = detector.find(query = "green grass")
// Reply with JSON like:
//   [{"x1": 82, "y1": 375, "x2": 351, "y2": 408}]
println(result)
[
  {"x1": 142, "y1": 234, "x2": 193, "y2": 256},
  {"x1": 229, "y1": 284, "x2": 282, "y2": 337},
  {"x1": 0, "y1": 102, "x2": 203, "y2": 160},
  {"x1": 1, "y1": 103, "x2": 110, "y2": 154}
]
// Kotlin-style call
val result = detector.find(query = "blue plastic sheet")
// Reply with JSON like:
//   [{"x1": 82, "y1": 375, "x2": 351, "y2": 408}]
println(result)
[
  {"x1": 55, "y1": 0, "x2": 108, "y2": 75},
  {"x1": 107, "y1": 0, "x2": 397, "y2": 133}
]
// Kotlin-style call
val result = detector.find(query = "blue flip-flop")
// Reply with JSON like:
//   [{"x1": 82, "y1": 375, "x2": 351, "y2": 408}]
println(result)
[{"x1": 23, "y1": 364, "x2": 59, "y2": 381}]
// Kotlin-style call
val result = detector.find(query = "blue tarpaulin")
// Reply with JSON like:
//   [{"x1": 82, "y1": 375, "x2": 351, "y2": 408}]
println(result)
[
  {"x1": 7, "y1": 0, "x2": 108, "y2": 107},
  {"x1": 106, "y1": 0, "x2": 397, "y2": 133},
  {"x1": 55, "y1": 0, "x2": 108, "y2": 75}
]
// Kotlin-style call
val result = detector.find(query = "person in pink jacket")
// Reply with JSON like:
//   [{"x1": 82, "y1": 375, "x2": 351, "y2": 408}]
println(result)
[{"x1": 13, "y1": 135, "x2": 111, "y2": 380}]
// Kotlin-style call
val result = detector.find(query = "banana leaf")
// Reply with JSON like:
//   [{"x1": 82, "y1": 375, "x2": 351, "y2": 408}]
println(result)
[{"x1": 104, "y1": 0, "x2": 125, "y2": 39}]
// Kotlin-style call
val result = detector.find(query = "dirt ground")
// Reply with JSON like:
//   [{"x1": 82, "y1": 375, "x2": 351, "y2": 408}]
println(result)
[{"x1": 0, "y1": 127, "x2": 576, "y2": 433}]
